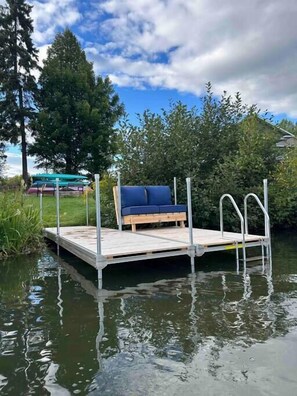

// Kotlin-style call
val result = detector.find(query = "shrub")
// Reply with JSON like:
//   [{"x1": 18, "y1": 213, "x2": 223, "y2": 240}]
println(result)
[{"x1": 0, "y1": 190, "x2": 43, "y2": 257}]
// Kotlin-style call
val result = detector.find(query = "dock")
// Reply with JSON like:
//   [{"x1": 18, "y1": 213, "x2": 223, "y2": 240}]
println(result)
[
  {"x1": 44, "y1": 225, "x2": 267, "y2": 268},
  {"x1": 42, "y1": 175, "x2": 272, "y2": 288}
]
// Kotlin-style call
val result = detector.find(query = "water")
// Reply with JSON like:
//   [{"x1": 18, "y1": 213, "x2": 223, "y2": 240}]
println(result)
[{"x1": 0, "y1": 233, "x2": 297, "y2": 395}]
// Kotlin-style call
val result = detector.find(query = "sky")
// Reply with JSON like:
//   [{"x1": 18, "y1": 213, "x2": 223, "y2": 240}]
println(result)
[{"x1": 2, "y1": 0, "x2": 297, "y2": 176}]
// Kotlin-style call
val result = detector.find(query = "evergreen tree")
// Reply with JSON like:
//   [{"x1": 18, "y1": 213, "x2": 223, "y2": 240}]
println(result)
[
  {"x1": 0, "y1": 142, "x2": 6, "y2": 177},
  {"x1": 30, "y1": 29, "x2": 124, "y2": 175},
  {"x1": 0, "y1": 0, "x2": 39, "y2": 184}
]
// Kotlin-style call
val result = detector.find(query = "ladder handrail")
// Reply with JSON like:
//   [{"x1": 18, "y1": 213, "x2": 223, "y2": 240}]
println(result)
[
  {"x1": 220, "y1": 194, "x2": 244, "y2": 239},
  {"x1": 220, "y1": 194, "x2": 244, "y2": 235},
  {"x1": 244, "y1": 193, "x2": 270, "y2": 240},
  {"x1": 220, "y1": 193, "x2": 246, "y2": 263}
]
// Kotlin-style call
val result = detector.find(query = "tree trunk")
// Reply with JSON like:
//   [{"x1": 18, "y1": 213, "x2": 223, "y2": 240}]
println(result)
[
  {"x1": 13, "y1": 13, "x2": 28, "y2": 186},
  {"x1": 19, "y1": 87, "x2": 28, "y2": 185}
]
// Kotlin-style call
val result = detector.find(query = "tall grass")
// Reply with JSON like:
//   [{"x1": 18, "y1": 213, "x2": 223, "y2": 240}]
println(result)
[{"x1": 0, "y1": 190, "x2": 43, "y2": 257}]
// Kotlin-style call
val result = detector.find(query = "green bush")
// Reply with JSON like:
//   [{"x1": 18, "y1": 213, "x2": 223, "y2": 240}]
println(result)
[
  {"x1": 0, "y1": 190, "x2": 43, "y2": 257},
  {"x1": 99, "y1": 173, "x2": 117, "y2": 228}
]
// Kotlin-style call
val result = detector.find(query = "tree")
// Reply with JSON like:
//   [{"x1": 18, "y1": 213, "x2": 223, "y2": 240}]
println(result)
[
  {"x1": 278, "y1": 119, "x2": 297, "y2": 135},
  {"x1": 0, "y1": 142, "x2": 6, "y2": 177},
  {"x1": 29, "y1": 29, "x2": 124, "y2": 175},
  {"x1": 0, "y1": 0, "x2": 39, "y2": 184},
  {"x1": 271, "y1": 144, "x2": 297, "y2": 228},
  {"x1": 203, "y1": 115, "x2": 280, "y2": 230},
  {"x1": 117, "y1": 102, "x2": 200, "y2": 185},
  {"x1": 116, "y1": 85, "x2": 282, "y2": 229}
]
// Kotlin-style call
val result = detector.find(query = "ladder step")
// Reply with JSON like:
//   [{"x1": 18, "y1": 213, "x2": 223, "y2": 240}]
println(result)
[{"x1": 240, "y1": 256, "x2": 268, "y2": 262}]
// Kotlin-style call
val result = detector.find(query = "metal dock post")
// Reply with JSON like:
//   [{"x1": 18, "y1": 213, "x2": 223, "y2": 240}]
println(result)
[
  {"x1": 117, "y1": 172, "x2": 122, "y2": 231},
  {"x1": 55, "y1": 178, "x2": 60, "y2": 255},
  {"x1": 174, "y1": 177, "x2": 178, "y2": 227},
  {"x1": 186, "y1": 177, "x2": 195, "y2": 273},
  {"x1": 263, "y1": 179, "x2": 271, "y2": 261},
  {"x1": 95, "y1": 174, "x2": 103, "y2": 289},
  {"x1": 86, "y1": 187, "x2": 89, "y2": 226},
  {"x1": 39, "y1": 189, "x2": 43, "y2": 223}
]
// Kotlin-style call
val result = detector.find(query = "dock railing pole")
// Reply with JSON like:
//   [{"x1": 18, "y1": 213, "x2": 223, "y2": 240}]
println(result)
[
  {"x1": 186, "y1": 177, "x2": 195, "y2": 273},
  {"x1": 263, "y1": 179, "x2": 268, "y2": 215},
  {"x1": 263, "y1": 179, "x2": 271, "y2": 261},
  {"x1": 174, "y1": 177, "x2": 177, "y2": 226},
  {"x1": 40, "y1": 188, "x2": 43, "y2": 223},
  {"x1": 263, "y1": 179, "x2": 268, "y2": 238},
  {"x1": 86, "y1": 187, "x2": 89, "y2": 226},
  {"x1": 55, "y1": 178, "x2": 60, "y2": 253},
  {"x1": 174, "y1": 177, "x2": 177, "y2": 205},
  {"x1": 95, "y1": 174, "x2": 103, "y2": 289},
  {"x1": 117, "y1": 172, "x2": 122, "y2": 231}
]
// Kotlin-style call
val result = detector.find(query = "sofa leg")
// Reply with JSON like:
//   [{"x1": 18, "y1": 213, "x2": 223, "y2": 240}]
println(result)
[
  {"x1": 131, "y1": 224, "x2": 137, "y2": 232},
  {"x1": 180, "y1": 221, "x2": 185, "y2": 228}
]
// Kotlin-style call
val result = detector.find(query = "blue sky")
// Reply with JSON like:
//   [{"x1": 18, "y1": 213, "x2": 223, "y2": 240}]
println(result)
[{"x1": 2, "y1": 0, "x2": 297, "y2": 176}]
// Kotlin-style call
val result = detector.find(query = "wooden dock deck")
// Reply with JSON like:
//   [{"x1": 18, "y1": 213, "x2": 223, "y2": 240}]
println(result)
[{"x1": 44, "y1": 226, "x2": 266, "y2": 269}]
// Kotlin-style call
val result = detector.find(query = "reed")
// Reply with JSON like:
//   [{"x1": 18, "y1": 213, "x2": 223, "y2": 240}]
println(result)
[{"x1": 0, "y1": 190, "x2": 43, "y2": 257}]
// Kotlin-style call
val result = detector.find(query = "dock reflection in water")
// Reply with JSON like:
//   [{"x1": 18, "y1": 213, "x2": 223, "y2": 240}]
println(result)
[{"x1": 0, "y1": 234, "x2": 297, "y2": 395}]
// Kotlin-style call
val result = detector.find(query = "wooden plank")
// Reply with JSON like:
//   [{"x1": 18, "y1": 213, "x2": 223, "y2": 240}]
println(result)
[
  {"x1": 137, "y1": 227, "x2": 265, "y2": 247},
  {"x1": 113, "y1": 186, "x2": 120, "y2": 225},
  {"x1": 123, "y1": 212, "x2": 186, "y2": 225}
]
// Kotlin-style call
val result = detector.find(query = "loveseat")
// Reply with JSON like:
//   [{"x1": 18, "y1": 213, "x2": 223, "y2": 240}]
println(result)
[{"x1": 113, "y1": 185, "x2": 187, "y2": 232}]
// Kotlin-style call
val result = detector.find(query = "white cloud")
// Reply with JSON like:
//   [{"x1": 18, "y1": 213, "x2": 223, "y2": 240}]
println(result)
[
  {"x1": 36, "y1": 44, "x2": 50, "y2": 66},
  {"x1": 5, "y1": 0, "x2": 293, "y2": 119},
  {"x1": 82, "y1": 0, "x2": 297, "y2": 117},
  {"x1": 4, "y1": 151, "x2": 42, "y2": 178},
  {"x1": 30, "y1": 0, "x2": 81, "y2": 44}
]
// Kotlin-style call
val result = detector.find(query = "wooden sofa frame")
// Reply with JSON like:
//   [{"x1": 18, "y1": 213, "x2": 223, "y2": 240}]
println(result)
[{"x1": 113, "y1": 186, "x2": 186, "y2": 232}]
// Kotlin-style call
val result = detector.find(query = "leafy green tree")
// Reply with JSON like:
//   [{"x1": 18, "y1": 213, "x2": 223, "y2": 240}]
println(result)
[
  {"x1": 0, "y1": 174, "x2": 22, "y2": 187},
  {"x1": 117, "y1": 103, "x2": 200, "y2": 185},
  {"x1": 197, "y1": 83, "x2": 251, "y2": 179},
  {"x1": 271, "y1": 146, "x2": 297, "y2": 228},
  {"x1": 30, "y1": 29, "x2": 124, "y2": 175},
  {"x1": 202, "y1": 115, "x2": 280, "y2": 230},
  {"x1": 0, "y1": 0, "x2": 39, "y2": 184},
  {"x1": 278, "y1": 119, "x2": 297, "y2": 135},
  {"x1": 116, "y1": 85, "x2": 284, "y2": 230},
  {"x1": 117, "y1": 84, "x2": 297, "y2": 230}
]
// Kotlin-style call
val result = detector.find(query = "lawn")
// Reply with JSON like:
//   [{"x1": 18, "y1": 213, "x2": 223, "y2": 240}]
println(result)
[{"x1": 24, "y1": 193, "x2": 97, "y2": 227}]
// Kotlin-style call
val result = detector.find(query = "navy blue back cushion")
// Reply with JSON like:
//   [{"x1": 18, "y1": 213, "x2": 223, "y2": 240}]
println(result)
[
  {"x1": 146, "y1": 186, "x2": 171, "y2": 205},
  {"x1": 121, "y1": 186, "x2": 147, "y2": 208}
]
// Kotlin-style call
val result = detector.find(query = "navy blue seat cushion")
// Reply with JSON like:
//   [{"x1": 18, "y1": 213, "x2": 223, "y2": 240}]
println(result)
[
  {"x1": 146, "y1": 186, "x2": 171, "y2": 205},
  {"x1": 122, "y1": 205, "x2": 160, "y2": 216},
  {"x1": 121, "y1": 186, "x2": 147, "y2": 208},
  {"x1": 158, "y1": 204, "x2": 187, "y2": 213}
]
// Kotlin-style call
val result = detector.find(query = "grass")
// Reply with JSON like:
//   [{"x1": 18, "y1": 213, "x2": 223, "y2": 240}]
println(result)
[
  {"x1": 24, "y1": 190, "x2": 117, "y2": 228},
  {"x1": 24, "y1": 193, "x2": 97, "y2": 227}
]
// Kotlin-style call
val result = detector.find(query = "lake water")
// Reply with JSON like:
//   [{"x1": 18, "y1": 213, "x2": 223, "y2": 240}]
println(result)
[{"x1": 0, "y1": 233, "x2": 297, "y2": 395}]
